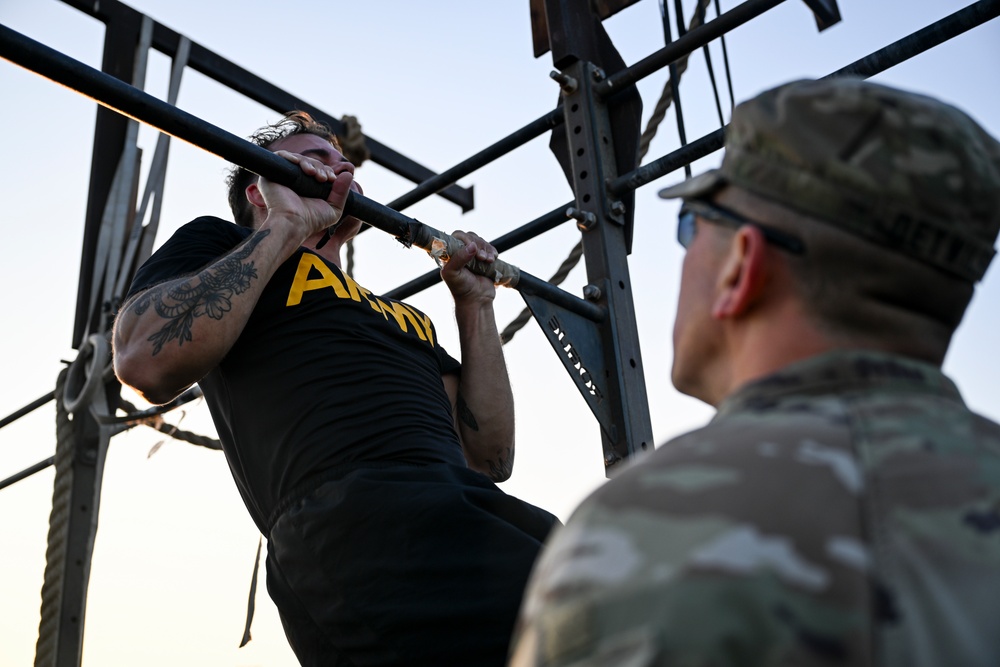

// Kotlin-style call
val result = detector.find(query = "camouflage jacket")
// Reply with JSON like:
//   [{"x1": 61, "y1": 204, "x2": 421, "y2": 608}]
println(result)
[{"x1": 510, "y1": 350, "x2": 1000, "y2": 667}]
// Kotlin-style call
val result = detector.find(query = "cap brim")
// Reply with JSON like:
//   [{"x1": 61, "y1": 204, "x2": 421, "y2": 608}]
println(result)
[{"x1": 657, "y1": 170, "x2": 725, "y2": 200}]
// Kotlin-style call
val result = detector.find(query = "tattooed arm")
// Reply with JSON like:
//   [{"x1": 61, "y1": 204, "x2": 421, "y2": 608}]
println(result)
[
  {"x1": 114, "y1": 228, "x2": 290, "y2": 403},
  {"x1": 439, "y1": 231, "x2": 515, "y2": 482},
  {"x1": 114, "y1": 151, "x2": 355, "y2": 404}
]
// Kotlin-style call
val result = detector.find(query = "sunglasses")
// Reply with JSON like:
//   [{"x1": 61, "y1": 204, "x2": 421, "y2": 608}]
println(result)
[{"x1": 677, "y1": 199, "x2": 806, "y2": 255}]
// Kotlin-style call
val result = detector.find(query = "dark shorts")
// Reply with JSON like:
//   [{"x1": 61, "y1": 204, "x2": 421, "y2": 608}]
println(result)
[{"x1": 265, "y1": 462, "x2": 559, "y2": 667}]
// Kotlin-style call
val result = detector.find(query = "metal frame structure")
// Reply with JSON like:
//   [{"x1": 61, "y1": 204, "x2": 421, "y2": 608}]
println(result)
[{"x1": 1, "y1": 1, "x2": 998, "y2": 665}]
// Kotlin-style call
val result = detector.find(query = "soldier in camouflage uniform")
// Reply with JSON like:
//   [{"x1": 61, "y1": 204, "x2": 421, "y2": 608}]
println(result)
[{"x1": 508, "y1": 77, "x2": 1000, "y2": 667}]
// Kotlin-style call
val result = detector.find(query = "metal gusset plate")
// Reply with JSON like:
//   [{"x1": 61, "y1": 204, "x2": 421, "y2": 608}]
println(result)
[
  {"x1": 529, "y1": 0, "x2": 644, "y2": 58},
  {"x1": 519, "y1": 290, "x2": 617, "y2": 443}
]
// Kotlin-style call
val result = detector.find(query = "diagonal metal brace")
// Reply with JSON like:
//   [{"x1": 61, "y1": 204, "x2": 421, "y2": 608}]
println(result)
[{"x1": 520, "y1": 288, "x2": 617, "y2": 443}]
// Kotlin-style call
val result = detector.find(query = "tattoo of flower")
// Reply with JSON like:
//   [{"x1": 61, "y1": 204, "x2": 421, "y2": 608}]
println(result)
[{"x1": 138, "y1": 232, "x2": 268, "y2": 355}]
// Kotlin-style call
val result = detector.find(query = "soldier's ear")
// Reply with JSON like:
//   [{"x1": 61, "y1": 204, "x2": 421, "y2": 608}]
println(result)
[{"x1": 712, "y1": 225, "x2": 767, "y2": 319}]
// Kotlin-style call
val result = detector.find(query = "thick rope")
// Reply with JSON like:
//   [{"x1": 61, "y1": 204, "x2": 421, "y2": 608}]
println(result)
[
  {"x1": 638, "y1": 0, "x2": 712, "y2": 161},
  {"x1": 118, "y1": 397, "x2": 222, "y2": 450},
  {"x1": 337, "y1": 115, "x2": 369, "y2": 277},
  {"x1": 338, "y1": 115, "x2": 370, "y2": 167},
  {"x1": 147, "y1": 421, "x2": 222, "y2": 450},
  {"x1": 34, "y1": 368, "x2": 74, "y2": 667},
  {"x1": 346, "y1": 237, "x2": 355, "y2": 277}
]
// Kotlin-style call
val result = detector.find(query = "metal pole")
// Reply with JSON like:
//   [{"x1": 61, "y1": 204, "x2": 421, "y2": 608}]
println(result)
[
  {"x1": 59, "y1": 0, "x2": 474, "y2": 213},
  {"x1": 596, "y1": 0, "x2": 787, "y2": 97},
  {"x1": 0, "y1": 457, "x2": 55, "y2": 492},
  {"x1": 828, "y1": 0, "x2": 1000, "y2": 78},
  {"x1": 607, "y1": 0, "x2": 1000, "y2": 197},
  {"x1": 0, "y1": 392, "x2": 55, "y2": 431},
  {"x1": 0, "y1": 23, "x2": 604, "y2": 322},
  {"x1": 385, "y1": 108, "x2": 564, "y2": 213},
  {"x1": 610, "y1": 128, "x2": 725, "y2": 195},
  {"x1": 0, "y1": 21, "x2": 482, "y2": 254},
  {"x1": 0, "y1": 23, "x2": 332, "y2": 202}
]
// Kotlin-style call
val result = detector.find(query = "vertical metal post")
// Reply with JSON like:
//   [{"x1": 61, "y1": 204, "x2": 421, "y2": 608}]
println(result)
[
  {"x1": 35, "y1": 337, "x2": 115, "y2": 667},
  {"x1": 539, "y1": 0, "x2": 653, "y2": 471},
  {"x1": 52, "y1": 409, "x2": 111, "y2": 667},
  {"x1": 560, "y1": 60, "x2": 653, "y2": 469},
  {"x1": 72, "y1": 5, "x2": 141, "y2": 350}
]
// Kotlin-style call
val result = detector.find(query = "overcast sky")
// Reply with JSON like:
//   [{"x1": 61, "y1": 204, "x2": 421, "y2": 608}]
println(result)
[{"x1": 1, "y1": 1, "x2": 998, "y2": 665}]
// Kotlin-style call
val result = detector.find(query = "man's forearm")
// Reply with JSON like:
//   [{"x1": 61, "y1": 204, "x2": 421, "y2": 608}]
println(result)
[{"x1": 454, "y1": 302, "x2": 516, "y2": 481}]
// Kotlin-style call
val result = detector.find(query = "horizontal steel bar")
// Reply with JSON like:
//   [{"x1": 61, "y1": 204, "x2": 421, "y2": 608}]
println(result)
[
  {"x1": 828, "y1": 0, "x2": 1000, "y2": 79},
  {"x1": 0, "y1": 456, "x2": 55, "y2": 492},
  {"x1": 490, "y1": 203, "x2": 576, "y2": 252},
  {"x1": 59, "y1": 0, "x2": 474, "y2": 212},
  {"x1": 609, "y1": 129, "x2": 724, "y2": 195},
  {"x1": 608, "y1": 0, "x2": 1000, "y2": 196},
  {"x1": 0, "y1": 391, "x2": 56, "y2": 431},
  {"x1": 385, "y1": 108, "x2": 564, "y2": 212},
  {"x1": 0, "y1": 27, "x2": 437, "y2": 252},
  {"x1": 0, "y1": 23, "x2": 339, "y2": 199},
  {"x1": 596, "y1": 0, "x2": 787, "y2": 97},
  {"x1": 515, "y1": 273, "x2": 606, "y2": 322}
]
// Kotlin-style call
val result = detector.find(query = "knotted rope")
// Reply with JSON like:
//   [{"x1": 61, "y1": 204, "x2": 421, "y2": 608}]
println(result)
[
  {"x1": 338, "y1": 115, "x2": 370, "y2": 167},
  {"x1": 116, "y1": 397, "x2": 221, "y2": 451}
]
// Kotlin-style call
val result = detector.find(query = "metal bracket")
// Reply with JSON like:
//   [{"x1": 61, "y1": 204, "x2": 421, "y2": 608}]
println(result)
[
  {"x1": 521, "y1": 287, "x2": 616, "y2": 441},
  {"x1": 801, "y1": 0, "x2": 842, "y2": 31}
]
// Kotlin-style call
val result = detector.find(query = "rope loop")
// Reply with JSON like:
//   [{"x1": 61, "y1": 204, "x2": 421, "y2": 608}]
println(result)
[{"x1": 339, "y1": 115, "x2": 370, "y2": 167}]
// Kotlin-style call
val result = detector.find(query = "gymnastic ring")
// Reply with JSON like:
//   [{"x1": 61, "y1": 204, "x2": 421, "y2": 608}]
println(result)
[{"x1": 63, "y1": 333, "x2": 110, "y2": 415}]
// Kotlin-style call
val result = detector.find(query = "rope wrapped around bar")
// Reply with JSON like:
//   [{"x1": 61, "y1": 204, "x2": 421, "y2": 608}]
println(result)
[{"x1": 411, "y1": 225, "x2": 521, "y2": 288}]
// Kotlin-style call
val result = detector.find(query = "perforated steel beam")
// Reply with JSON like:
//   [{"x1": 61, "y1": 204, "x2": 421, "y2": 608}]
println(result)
[{"x1": 536, "y1": 0, "x2": 653, "y2": 472}]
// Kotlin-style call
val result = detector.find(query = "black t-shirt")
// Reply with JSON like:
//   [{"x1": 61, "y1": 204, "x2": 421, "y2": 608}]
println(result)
[{"x1": 126, "y1": 216, "x2": 466, "y2": 531}]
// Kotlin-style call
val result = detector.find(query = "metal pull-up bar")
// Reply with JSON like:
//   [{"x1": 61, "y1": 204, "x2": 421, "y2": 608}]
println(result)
[{"x1": 0, "y1": 22, "x2": 605, "y2": 324}]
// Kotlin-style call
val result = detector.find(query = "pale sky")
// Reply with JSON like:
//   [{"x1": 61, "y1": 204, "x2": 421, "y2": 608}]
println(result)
[{"x1": 1, "y1": 1, "x2": 998, "y2": 665}]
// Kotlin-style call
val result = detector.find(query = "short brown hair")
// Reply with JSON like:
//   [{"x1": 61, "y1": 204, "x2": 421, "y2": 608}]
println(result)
[
  {"x1": 734, "y1": 189, "x2": 973, "y2": 364},
  {"x1": 226, "y1": 111, "x2": 342, "y2": 228}
]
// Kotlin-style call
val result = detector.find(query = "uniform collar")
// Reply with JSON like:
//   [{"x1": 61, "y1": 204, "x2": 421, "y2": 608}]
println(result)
[{"x1": 715, "y1": 350, "x2": 963, "y2": 419}]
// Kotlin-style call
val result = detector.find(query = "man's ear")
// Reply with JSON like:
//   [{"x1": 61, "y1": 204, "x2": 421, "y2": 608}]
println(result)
[
  {"x1": 245, "y1": 182, "x2": 265, "y2": 209},
  {"x1": 712, "y1": 225, "x2": 768, "y2": 319}
]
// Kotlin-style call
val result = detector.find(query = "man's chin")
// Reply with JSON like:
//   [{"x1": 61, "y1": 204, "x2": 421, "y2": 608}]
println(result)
[{"x1": 671, "y1": 366, "x2": 713, "y2": 406}]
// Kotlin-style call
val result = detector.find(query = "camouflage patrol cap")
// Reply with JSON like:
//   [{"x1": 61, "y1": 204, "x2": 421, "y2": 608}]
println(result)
[{"x1": 658, "y1": 77, "x2": 1000, "y2": 282}]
